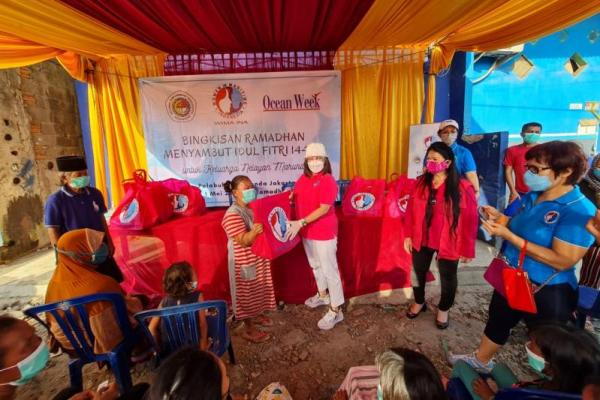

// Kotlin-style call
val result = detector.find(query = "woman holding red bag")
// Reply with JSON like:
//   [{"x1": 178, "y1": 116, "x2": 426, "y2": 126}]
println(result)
[
  {"x1": 286, "y1": 143, "x2": 345, "y2": 331},
  {"x1": 404, "y1": 142, "x2": 478, "y2": 329},
  {"x1": 450, "y1": 141, "x2": 597, "y2": 373}
]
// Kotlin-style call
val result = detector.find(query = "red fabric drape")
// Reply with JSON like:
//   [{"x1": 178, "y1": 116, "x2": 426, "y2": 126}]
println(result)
[{"x1": 60, "y1": 0, "x2": 374, "y2": 54}]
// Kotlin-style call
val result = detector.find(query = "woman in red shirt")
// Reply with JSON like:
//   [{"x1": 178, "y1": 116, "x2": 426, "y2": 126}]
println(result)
[
  {"x1": 287, "y1": 143, "x2": 345, "y2": 330},
  {"x1": 404, "y1": 142, "x2": 478, "y2": 329}
]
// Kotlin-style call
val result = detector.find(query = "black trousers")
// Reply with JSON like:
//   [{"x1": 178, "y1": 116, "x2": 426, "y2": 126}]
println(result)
[
  {"x1": 484, "y1": 283, "x2": 578, "y2": 345},
  {"x1": 412, "y1": 246, "x2": 459, "y2": 311}
]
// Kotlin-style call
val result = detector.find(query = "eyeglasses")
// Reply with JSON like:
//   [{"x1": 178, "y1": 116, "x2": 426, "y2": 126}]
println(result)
[{"x1": 525, "y1": 164, "x2": 551, "y2": 174}]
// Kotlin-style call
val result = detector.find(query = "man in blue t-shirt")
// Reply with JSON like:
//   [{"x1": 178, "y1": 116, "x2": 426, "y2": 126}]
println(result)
[
  {"x1": 44, "y1": 156, "x2": 122, "y2": 282},
  {"x1": 437, "y1": 119, "x2": 480, "y2": 199}
]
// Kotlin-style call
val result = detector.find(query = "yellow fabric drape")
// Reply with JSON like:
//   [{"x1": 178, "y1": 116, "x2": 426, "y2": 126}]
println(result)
[
  {"x1": 0, "y1": 0, "x2": 161, "y2": 59},
  {"x1": 88, "y1": 55, "x2": 165, "y2": 205},
  {"x1": 0, "y1": 31, "x2": 64, "y2": 69},
  {"x1": 336, "y1": 49, "x2": 424, "y2": 179}
]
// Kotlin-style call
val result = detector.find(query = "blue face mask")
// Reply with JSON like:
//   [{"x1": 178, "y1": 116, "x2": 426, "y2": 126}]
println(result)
[
  {"x1": 523, "y1": 133, "x2": 541, "y2": 144},
  {"x1": 524, "y1": 170, "x2": 552, "y2": 192},
  {"x1": 0, "y1": 341, "x2": 49, "y2": 386},
  {"x1": 593, "y1": 169, "x2": 600, "y2": 180},
  {"x1": 242, "y1": 188, "x2": 257, "y2": 204},
  {"x1": 70, "y1": 176, "x2": 90, "y2": 189},
  {"x1": 377, "y1": 384, "x2": 383, "y2": 400},
  {"x1": 525, "y1": 342, "x2": 547, "y2": 376}
]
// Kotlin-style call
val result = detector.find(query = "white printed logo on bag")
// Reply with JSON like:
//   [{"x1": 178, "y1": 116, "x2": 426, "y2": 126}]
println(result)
[
  {"x1": 119, "y1": 199, "x2": 139, "y2": 223},
  {"x1": 169, "y1": 193, "x2": 189, "y2": 213},
  {"x1": 269, "y1": 207, "x2": 289, "y2": 242},
  {"x1": 397, "y1": 194, "x2": 410, "y2": 213},
  {"x1": 351, "y1": 193, "x2": 375, "y2": 211}
]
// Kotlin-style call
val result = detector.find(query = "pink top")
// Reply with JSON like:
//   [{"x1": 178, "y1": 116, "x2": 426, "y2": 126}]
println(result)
[
  {"x1": 504, "y1": 143, "x2": 532, "y2": 194},
  {"x1": 293, "y1": 173, "x2": 338, "y2": 240}
]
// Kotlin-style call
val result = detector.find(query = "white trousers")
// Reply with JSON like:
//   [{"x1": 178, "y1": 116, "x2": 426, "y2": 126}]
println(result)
[{"x1": 302, "y1": 238, "x2": 345, "y2": 307}]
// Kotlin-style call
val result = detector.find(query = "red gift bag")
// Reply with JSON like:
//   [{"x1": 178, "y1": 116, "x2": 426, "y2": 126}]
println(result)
[
  {"x1": 110, "y1": 170, "x2": 173, "y2": 230},
  {"x1": 160, "y1": 178, "x2": 206, "y2": 217},
  {"x1": 342, "y1": 177, "x2": 386, "y2": 218},
  {"x1": 384, "y1": 174, "x2": 416, "y2": 219},
  {"x1": 250, "y1": 191, "x2": 300, "y2": 260}
]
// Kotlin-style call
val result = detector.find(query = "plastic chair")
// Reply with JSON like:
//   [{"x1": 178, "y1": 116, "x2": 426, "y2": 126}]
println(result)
[
  {"x1": 24, "y1": 293, "x2": 136, "y2": 393},
  {"x1": 281, "y1": 182, "x2": 295, "y2": 192},
  {"x1": 447, "y1": 377, "x2": 582, "y2": 400},
  {"x1": 576, "y1": 285, "x2": 600, "y2": 328},
  {"x1": 337, "y1": 179, "x2": 351, "y2": 204},
  {"x1": 134, "y1": 300, "x2": 235, "y2": 364}
]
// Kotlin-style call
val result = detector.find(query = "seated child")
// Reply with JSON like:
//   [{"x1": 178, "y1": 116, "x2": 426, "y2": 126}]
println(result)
[{"x1": 148, "y1": 262, "x2": 208, "y2": 354}]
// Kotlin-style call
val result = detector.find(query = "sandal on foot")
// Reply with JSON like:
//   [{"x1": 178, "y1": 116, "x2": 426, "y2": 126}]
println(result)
[
  {"x1": 254, "y1": 315, "x2": 274, "y2": 327},
  {"x1": 241, "y1": 330, "x2": 271, "y2": 343}
]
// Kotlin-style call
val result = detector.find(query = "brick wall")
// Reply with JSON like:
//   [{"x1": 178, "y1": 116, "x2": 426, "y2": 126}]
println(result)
[{"x1": 0, "y1": 60, "x2": 83, "y2": 262}]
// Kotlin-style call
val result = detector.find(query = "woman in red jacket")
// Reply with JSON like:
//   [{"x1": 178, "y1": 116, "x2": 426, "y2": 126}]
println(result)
[{"x1": 403, "y1": 141, "x2": 478, "y2": 329}]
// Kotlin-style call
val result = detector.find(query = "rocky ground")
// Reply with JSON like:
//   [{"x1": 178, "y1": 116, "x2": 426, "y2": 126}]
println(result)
[{"x1": 10, "y1": 286, "x2": 537, "y2": 400}]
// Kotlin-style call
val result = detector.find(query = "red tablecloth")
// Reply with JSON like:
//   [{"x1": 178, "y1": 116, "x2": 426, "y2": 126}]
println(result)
[{"x1": 110, "y1": 208, "x2": 412, "y2": 304}]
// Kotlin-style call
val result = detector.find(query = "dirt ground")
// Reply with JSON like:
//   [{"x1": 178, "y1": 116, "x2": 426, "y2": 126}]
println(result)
[{"x1": 14, "y1": 286, "x2": 537, "y2": 400}]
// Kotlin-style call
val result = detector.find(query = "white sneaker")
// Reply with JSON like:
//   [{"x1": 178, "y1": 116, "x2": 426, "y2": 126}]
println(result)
[
  {"x1": 304, "y1": 293, "x2": 330, "y2": 308},
  {"x1": 318, "y1": 309, "x2": 344, "y2": 330}
]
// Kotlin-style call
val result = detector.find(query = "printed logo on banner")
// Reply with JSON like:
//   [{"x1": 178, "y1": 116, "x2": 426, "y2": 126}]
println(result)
[
  {"x1": 397, "y1": 194, "x2": 410, "y2": 213},
  {"x1": 166, "y1": 91, "x2": 196, "y2": 122},
  {"x1": 169, "y1": 193, "x2": 189, "y2": 213},
  {"x1": 268, "y1": 207, "x2": 289, "y2": 242},
  {"x1": 423, "y1": 135, "x2": 433, "y2": 148},
  {"x1": 213, "y1": 84, "x2": 247, "y2": 119},
  {"x1": 119, "y1": 199, "x2": 139, "y2": 223},
  {"x1": 351, "y1": 193, "x2": 375, "y2": 211}
]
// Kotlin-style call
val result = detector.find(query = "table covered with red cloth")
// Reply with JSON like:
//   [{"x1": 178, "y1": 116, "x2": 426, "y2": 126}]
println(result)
[{"x1": 110, "y1": 208, "x2": 412, "y2": 304}]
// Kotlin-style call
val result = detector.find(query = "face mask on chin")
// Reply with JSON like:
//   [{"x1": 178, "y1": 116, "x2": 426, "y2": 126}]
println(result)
[{"x1": 0, "y1": 341, "x2": 49, "y2": 386}]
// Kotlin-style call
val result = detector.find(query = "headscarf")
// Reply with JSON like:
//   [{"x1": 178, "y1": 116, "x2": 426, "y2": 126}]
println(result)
[
  {"x1": 45, "y1": 229, "x2": 124, "y2": 354},
  {"x1": 45, "y1": 228, "x2": 122, "y2": 303},
  {"x1": 583, "y1": 154, "x2": 600, "y2": 201}
]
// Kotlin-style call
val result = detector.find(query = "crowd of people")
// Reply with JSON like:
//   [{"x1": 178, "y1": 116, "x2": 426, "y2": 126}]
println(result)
[{"x1": 1, "y1": 120, "x2": 600, "y2": 399}]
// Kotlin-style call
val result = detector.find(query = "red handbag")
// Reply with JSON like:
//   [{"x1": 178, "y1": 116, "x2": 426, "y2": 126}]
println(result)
[{"x1": 502, "y1": 241, "x2": 537, "y2": 313}]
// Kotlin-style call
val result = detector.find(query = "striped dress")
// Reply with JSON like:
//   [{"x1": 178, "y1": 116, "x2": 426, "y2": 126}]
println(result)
[{"x1": 222, "y1": 210, "x2": 276, "y2": 320}]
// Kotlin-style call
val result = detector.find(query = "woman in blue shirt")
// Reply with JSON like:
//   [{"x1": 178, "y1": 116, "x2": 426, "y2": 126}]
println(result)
[{"x1": 450, "y1": 141, "x2": 596, "y2": 372}]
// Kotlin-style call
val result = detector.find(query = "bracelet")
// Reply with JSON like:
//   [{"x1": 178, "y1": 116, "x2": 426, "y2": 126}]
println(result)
[{"x1": 301, "y1": 219, "x2": 308, "y2": 227}]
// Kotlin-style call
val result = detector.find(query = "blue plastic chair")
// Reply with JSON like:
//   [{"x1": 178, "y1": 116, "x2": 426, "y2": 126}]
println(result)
[
  {"x1": 24, "y1": 293, "x2": 137, "y2": 393},
  {"x1": 447, "y1": 377, "x2": 582, "y2": 399},
  {"x1": 337, "y1": 179, "x2": 351, "y2": 204},
  {"x1": 134, "y1": 300, "x2": 235, "y2": 364},
  {"x1": 576, "y1": 285, "x2": 600, "y2": 328},
  {"x1": 281, "y1": 182, "x2": 295, "y2": 192}
]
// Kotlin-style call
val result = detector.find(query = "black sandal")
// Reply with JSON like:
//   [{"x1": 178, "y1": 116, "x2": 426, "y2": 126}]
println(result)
[{"x1": 406, "y1": 303, "x2": 427, "y2": 319}]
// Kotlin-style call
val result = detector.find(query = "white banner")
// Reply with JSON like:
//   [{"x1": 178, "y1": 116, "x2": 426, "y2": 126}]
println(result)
[
  {"x1": 407, "y1": 123, "x2": 440, "y2": 179},
  {"x1": 140, "y1": 71, "x2": 341, "y2": 206}
]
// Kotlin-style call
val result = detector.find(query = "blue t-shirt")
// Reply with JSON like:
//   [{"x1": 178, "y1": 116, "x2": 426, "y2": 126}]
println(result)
[
  {"x1": 503, "y1": 186, "x2": 596, "y2": 288},
  {"x1": 44, "y1": 186, "x2": 107, "y2": 235},
  {"x1": 450, "y1": 143, "x2": 477, "y2": 176}
]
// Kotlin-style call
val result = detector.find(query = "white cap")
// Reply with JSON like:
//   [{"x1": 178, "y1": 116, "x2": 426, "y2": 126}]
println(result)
[
  {"x1": 438, "y1": 119, "x2": 459, "y2": 132},
  {"x1": 305, "y1": 142, "x2": 327, "y2": 158}
]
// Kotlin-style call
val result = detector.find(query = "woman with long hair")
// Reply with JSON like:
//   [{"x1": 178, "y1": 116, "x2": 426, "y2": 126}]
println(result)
[{"x1": 404, "y1": 142, "x2": 478, "y2": 329}]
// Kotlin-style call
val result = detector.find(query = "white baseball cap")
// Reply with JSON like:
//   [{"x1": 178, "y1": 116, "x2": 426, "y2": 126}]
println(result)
[
  {"x1": 438, "y1": 119, "x2": 459, "y2": 132},
  {"x1": 305, "y1": 142, "x2": 327, "y2": 158}
]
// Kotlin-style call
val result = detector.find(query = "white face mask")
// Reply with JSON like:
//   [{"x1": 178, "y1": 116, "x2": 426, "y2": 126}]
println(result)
[
  {"x1": 308, "y1": 160, "x2": 324, "y2": 174},
  {"x1": 442, "y1": 131, "x2": 458, "y2": 146}
]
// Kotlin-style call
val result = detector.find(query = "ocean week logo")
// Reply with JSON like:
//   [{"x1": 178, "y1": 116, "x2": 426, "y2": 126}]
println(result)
[
  {"x1": 351, "y1": 193, "x2": 376, "y2": 211},
  {"x1": 213, "y1": 83, "x2": 247, "y2": 119},
  {"x1": 263, "y1": 92, "x2": 321, "y2": 112},
  {"x1": 269, "y1": 207, "x2": 290, "y2": 242},
  {"x1": 166, "y1": 91, "x2": 196, "y2": 122}
]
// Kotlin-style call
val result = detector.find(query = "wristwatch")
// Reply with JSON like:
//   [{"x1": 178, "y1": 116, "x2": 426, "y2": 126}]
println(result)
[{"x1": 300, "y1": 219, "x2": 308, "y2": 227}]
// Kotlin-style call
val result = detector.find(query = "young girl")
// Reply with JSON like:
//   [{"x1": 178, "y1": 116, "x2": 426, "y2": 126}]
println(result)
[
  {"x1": 222, "y1": 175, "x2": 276, "y2": 343},
  {"x1": 404, "y1": 142, "x2": 478, "y2": 329},
  {"x1": 149, "y1": 262, "x2": 209, "y2": 353}
]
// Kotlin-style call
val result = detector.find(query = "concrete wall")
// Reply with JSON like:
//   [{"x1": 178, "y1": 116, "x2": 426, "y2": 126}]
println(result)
[{"x1": 0, "y1": 60, "x2": 83, "y2": 262}]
